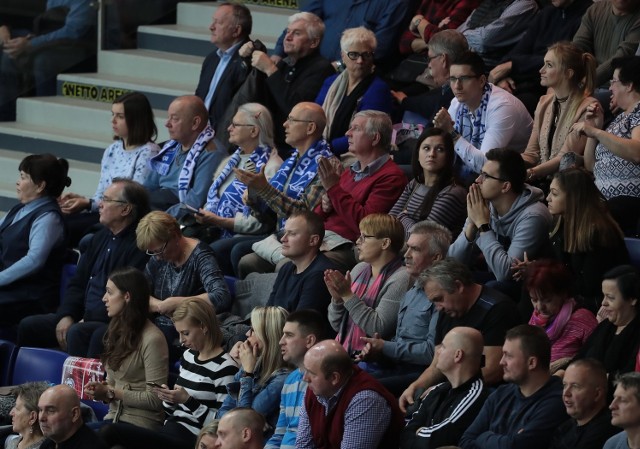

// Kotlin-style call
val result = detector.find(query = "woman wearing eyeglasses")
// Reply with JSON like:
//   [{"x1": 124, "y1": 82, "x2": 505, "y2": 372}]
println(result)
[
  {"x1": 315, "y1": 27, "x2": 392, "y2": 157},
  {"x1": 59, "y1": 92, "x2": 159, "y2": 246},
  {"x1": 521, "y1": 42, "x2": 600, "y2": 190},
  {"x1": 574, "y1": 55, "x2": 640, "y2": 236},
  {"x1": 325, "y1": 214, "x2": 411, "y2": 356},
  {"x1": 190, "y1": 103, "x2": 282, "y2": 244},
  {"x1": 135, "y1": 211, "x2": 231, "y2": 361}
]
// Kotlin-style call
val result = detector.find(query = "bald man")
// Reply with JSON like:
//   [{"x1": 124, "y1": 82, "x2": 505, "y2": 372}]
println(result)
[
  {"x1": 144, "y1": 95, "x2": 225, "y2": 218},
  {"x1": 216, "y1": 407, "x2": 265, "y2": 449},
  {"x1": 216, "y1": 102, "x2": 337, "y2": 276},
  {"x1": 549, "y1": 358, "x2": 618, "y2": 449},
  {"x1": 296, "y1": 340, "x2": 404, "y2": 449},
  {"x1": 400, "y1": 327, "x2": 490, "y2": 449},
  {"x1": 38, "y1": 385, "x2": 107, "y2": 449}
]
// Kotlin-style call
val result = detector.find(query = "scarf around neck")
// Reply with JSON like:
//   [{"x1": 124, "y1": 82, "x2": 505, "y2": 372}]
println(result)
[{"x1": 149, "y1": 125, "x2": 215, "y2": 203}]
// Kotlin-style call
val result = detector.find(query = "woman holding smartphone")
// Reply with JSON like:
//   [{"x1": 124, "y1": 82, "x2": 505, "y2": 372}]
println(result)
[
  {"x1": 100, "y1": 297, "x2": 239, "y2": 449},
  {"x1": 84, "y1": 267, "x2": 168, "y2": 430}
]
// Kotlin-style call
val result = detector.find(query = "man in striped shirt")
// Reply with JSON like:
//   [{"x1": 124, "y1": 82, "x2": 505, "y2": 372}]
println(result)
[
  {"x1": 400, "y1": 326, "x2": 489, "y2": 449},
  {"x1": 265, "y1": 310, "x2": 325, "y2": 449}
]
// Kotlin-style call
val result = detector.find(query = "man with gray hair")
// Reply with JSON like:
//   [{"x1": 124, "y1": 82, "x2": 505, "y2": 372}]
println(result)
[
  {"x1": 195, "y1": 2, "x2": 253, "y2": 142},
  {"x1": 399, "y1": 258, "x2": 520, "y2": 414},
  {"x1": 356, "y1": 220, "x2": 451, "y2": 395},
  {"x1": 239, "y1": 12, "x2": 334, "y2": 152},
  {"x1": 237, "y1": 110, "x2": 406, "y2": 277},
  {"x1": 604, "y1": 372, "x2": 640, "y2": 449},
  {"x1": 392, "y1": 30, "x2": 469, "y2": 124}
]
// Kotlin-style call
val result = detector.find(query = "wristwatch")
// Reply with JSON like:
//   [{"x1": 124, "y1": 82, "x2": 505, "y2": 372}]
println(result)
[
  {"x1": 450, "y1": 129, "x2": 461, "y2": 142},
  {"x1": 478, "y1": 223, "x2": 491, "y2": 234}
]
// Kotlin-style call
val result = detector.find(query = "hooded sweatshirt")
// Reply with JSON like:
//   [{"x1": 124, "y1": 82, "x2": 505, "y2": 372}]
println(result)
[{"x1": 448, "y1": 185, "x2": 552, "y2": 281}]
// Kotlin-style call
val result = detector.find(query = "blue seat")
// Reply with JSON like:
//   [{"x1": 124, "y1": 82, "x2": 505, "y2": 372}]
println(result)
[
  {"x1": 11, "y1": 347, "x2": 68, "y2": 385},
  {"x1": 625, "y1": 238, "x2": 640, "y2": 270},
  {"x1": 0, "y1": 340, "x2": 17, "y2": 387},
  {"x1": 82, "y1": 399, "x2": 109, "y2": 421}
]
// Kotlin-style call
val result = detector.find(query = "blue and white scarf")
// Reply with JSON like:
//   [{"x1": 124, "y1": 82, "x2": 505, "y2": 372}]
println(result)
[
  {"x1": 148, "y1": 125, "x2": 215, "y2": 203},
  {"x1": 454, "y1": 83, "x2": 492, "y2": 183},
  {"x1": 269, "y1": 139, "x2": 333, "y2": 228},
  {"x1": 205, "y1": 145, "x2": 271, "y2": 238}
]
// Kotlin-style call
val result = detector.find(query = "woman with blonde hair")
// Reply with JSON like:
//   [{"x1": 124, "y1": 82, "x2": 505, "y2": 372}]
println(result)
[
  {"x1": 325, "y1": 214, "x2": 411, "y2": 356},
  {"x1": 522, "y1": 42, "x2": 601, "y2": 184},
  {"x1": 217, "y1": 306, "x2": 290, "y2": 435},
  {"x1": 136, "y1": 211, "x2": 230, "y2": 359},
  {"x1": 5, "y1": 382, "x2": 48, "y2": 449},
  {"x1": 85, "y1": 267, "x2": 168, "y2": 430},
  {"x1": 194, "y1": 421, "x2": 219, "y2": 449},
  {"x1": 100, "y1": 297, "x2": 238, "y2": 449}
]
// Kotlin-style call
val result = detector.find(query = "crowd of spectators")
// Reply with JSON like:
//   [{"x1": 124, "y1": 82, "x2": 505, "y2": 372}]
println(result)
[{"x1": 3, "y1": 0, "x2": 640, "y2": 448}]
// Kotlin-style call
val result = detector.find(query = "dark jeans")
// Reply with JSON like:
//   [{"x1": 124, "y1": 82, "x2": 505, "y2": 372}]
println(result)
[
  {"x1": 210, "y1": 234, "x2": 266, "y2": 277},
  {"x1": 0, "y1": 41, "x2": 94, "y2": 121},
  {"x1": 17, "y1": 314, "x2": 107, "y2": 358}
]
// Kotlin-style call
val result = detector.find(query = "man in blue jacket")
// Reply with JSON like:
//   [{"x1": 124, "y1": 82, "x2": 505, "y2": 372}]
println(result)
[{"x1": 459, "y1": 324, "x2": 567, "y2": 449}]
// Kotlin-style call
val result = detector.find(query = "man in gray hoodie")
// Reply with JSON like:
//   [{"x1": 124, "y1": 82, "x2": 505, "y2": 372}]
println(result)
[{"x1": 448, "y1": 148, "x2": 551, "y2": 300}]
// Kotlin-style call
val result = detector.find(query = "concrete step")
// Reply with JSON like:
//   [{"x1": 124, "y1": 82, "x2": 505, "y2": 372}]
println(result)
[
  {"x1": 0, "y1": 97, "x2": 168, "y2": 164},
  {"x1": 98, "y1": 49, "x2": 204, "y2": 88},
  {"x1": 0, "y1": 149, "x2": 100, "y2": 211},
  {"x1": 137, "y1": 23, "x2": 279, "y2": 57},
  {"x1": 176, "y1": 2, "x2": 292, "y2": 36},
  {"x1": 57, "y1": 72, "x2": 192, "y2": 111}
]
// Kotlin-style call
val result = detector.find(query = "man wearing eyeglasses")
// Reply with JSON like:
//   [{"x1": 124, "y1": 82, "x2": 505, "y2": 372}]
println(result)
[
  {"x1": 17, "y1": 179, "x2": 150, "y2": 357},
  {"x1": 392, "y1": 30, "x2": 468, "y2": 126},
  {"x1": 238, "y1": 12, "x2": 334, "y2": 153},
  {"x1": 195, "y1": 3, "x2": 253, "y2": 145},
  {"x1": 447, "y1": 148, "x2": 552, "y2": 300},
  {"x1": 432, "y1": 50, "x2": 532, "y2": 185}
]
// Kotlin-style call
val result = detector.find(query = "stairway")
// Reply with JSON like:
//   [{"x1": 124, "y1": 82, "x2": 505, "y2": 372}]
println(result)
[{"x1": 0, "y1": 1, "x2": 291, "y2": 212}]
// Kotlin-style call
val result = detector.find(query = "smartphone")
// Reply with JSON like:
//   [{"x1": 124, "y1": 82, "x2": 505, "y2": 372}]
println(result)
[
  {"x1": 146, "y1": 381, "x2": 164, "y2": 389},
  {"x1": 180, "y1": 203, "x2": 203, "y2": 216}
]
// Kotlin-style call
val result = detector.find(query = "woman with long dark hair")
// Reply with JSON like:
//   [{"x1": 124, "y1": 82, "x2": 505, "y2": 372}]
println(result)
[
  {"x1": 84, "y1": 267, "x2": 168, "y2": 430},
  {"x1": 546, "y1": 168, "x2": 628, "y2": 311},
  {"x1": 60, "y1": 91, "x2": 159, "y2": 245},
  {"x1": 389, "y1": 127, "x2": 466, "y2": 239}
]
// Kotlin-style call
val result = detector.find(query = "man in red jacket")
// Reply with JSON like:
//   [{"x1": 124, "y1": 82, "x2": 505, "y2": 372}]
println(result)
[{"x1": 296, "y1": 339, "x2": 404, "y2": 449}]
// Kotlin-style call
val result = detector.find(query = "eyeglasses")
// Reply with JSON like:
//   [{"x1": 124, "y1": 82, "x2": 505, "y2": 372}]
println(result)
[
  {"x1": 345, "y1": 51, "x2": 374, "y2": 61},
  {"x1": 101, "y1": 196, "x2": 127, "y2": 205},
  {"x1": 478, "y1": 171, "x2": 507, "y2": 182},
  {"x1": 286, "y1": 116, "x2": 314, "y2": 124},
  {"x1": 230, "y1": 122, "x2": 255, "y2": 129},
  {"x1": 146, "y1": 240, "x2": 168, "y2": 256},
  {"x1": 449, "y1": 75, "x2": 480, "y2": 84},
  {"x1": 427, "y1": 53, "x2": 443, "y2": 62},
  {"x1": 356, "y1": 233, "x2": 378, "y2": 242}
]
